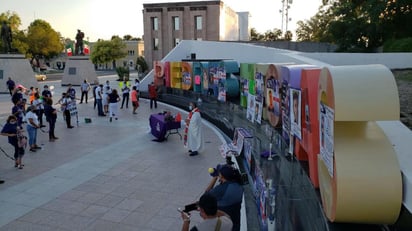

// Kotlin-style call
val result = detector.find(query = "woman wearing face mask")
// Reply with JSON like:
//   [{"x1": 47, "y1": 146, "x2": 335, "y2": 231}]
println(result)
[
  {"x1": 1, "y1": 115, "x2": 26, "y2": 169},
  {"x1": 184, "y1": 102, "x2": 203, "y2": 156}
]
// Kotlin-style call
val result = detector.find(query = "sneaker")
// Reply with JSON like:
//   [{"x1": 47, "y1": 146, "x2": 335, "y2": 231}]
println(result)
[
  {"x1": 189, "y1": 151, "x2": 198, "y2": 156},
  {"x1": 0, "y1": 180, "x2": 4, "y2": 184},
  {"x1": 34, "y1": 146, "x2": 42, "y2": 149},
  {"x1": 29, "y1": 148, "x2": 36, "y2": 152},
  {"x1": 18, "y1": 165, "x2": 23, "y2": 169},
  {"x1": 68, "y1": 126, "x2": 74, "y2": 128},
  {"x1": 53, "y1": 137, "x2": 59, "y2": 140},
  {"x1": 115, "y1": 117, "x2": 118, "y2": 120}
]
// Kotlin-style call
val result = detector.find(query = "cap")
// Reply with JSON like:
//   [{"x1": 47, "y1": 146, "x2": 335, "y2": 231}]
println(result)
[{"x1": 218, "y1": 165, "x2": 236, "y2": 180}]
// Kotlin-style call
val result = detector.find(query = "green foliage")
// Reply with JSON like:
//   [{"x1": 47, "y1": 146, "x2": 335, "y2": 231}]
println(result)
[
  {"x1": 136, "y1": 56, "x2": 148, "y2": 73},
  {"x1": 26, "y1": 19, "x2": 64, "y2": 59},
  {"x1": 295, "y1": 0, "x2": 412, "y2": 52},
  {"x1": 90, "y1": 37, "x2": 127, "y2": 66},
  {"x1": 383, "y1": 38, "x2": 412, "y2": 52},
  {"x1": 115, "y1": 66, "x2": 129, "y2": 81}
]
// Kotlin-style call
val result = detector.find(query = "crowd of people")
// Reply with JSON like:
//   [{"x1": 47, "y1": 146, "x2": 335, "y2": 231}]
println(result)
[{"x1": 1, "y1": 77, "x2": 246, "y2": 230}]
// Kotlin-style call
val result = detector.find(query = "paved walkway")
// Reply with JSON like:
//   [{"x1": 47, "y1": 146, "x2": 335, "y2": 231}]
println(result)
[{"x1": 0, "y1": 76, "x2": 235, "y2": 231}]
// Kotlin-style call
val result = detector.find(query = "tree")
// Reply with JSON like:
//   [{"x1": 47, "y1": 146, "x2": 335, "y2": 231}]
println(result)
[
  {"x1": 90, "y1": 37, "x2": 127, "y2": 69},
  {"x1": 264, "y1": 29, "x2": 282, "y2": 41},
  {"x1": 250, "y1": 28, "x2": 264, "y2": 41},
  {"x1": 123, "y1": 34, "x2": 133, "y2": 41},
  {"x1": 136, "y1": 56, "x2": 148, "y2": 74},
  {"x1": 26, "y1": 19, "x2": 64, "y2": 67}
]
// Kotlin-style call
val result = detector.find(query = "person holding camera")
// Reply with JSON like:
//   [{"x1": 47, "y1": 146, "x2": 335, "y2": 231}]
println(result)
[
  {"x1": 180, "y1": 193, "x2": 233, "y2": 231},
  {"x1": 205, "y1": 165, "x2": 244, "y2": 231}
]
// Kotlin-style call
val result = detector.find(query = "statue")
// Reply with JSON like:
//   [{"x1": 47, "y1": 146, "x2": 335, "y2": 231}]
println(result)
[
  {"x1": 75, "y1": 29, "x2": 85, "y2": 55},
  {"x1": 1, "y1": 21, "x2": 12, "y2": 53}
]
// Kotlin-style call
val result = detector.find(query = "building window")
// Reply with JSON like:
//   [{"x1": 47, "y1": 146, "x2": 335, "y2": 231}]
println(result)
[
  {"x1": 173, "y1": 38, "x2": 180, "y2": 47},
  {"x1": 195, "y1": 16, "x2": 202, "y2": 30},
  {"x1": 153, "y1": 38, "x2": 159, "y2": 50},
  {"x1": 173, "y1": 16, "x2": 180, "y2": 31},
  {"x1": 128, "y1": 50, "x2": 135, "y2": 56},
  {"x1": 152, "y1": 17, "x2": 158, "y2": 31}
]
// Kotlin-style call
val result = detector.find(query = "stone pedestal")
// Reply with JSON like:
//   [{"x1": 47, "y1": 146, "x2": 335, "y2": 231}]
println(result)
[
  {"x1": 0, "y1": 54, "x2": 38, "y2": 94},
  {"x1": 61, "y1": 56, "x2": 98, "y2": 86}
]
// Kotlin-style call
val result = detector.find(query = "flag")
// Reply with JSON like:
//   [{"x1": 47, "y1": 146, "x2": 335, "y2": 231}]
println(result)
[
  {"x1": 83, "y1": 41, "x2": 90, "y2": 55},
  {"x1": 66, "y1": 43, "x2": 73, "y2": 56}
]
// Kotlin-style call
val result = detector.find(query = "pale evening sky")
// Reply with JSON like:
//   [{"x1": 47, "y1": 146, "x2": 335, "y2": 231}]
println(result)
[{"x1": 0, "y1": 0, "x2": 323, "y2": 42}]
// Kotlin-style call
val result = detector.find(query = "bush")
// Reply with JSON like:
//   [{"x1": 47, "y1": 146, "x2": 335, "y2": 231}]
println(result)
[
  {"x1": 383, "y1": 38, "x2": 412, "y2": 52},
  {"x1": 116, "y1": 66, "x2": 130, "y2": 81}
]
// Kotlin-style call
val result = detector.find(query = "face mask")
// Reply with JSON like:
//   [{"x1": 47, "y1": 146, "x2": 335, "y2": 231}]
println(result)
[
  {"x1": 10, "y1": 121, "x2": 16, "y2": 125},
  {"x1": 189, "y1": 106, "x2": 193, "y2": 110}
]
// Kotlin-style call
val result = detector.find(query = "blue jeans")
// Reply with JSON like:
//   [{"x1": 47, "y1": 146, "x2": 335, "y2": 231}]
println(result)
[
  {"x1": 26, "y1": 125, "x2": 37, "y2": 147},
  {"x1": 97, "y1": 99, "x2": 104, "y2": 115}
]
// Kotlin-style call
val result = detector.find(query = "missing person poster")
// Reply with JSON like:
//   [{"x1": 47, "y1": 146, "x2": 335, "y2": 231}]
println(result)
[
  {"x1": 290, "y1": 88, "x2": 302, "y2": 140},
  {"x1": 319, "y1": 103, "x2": 334, "y2": 177}
]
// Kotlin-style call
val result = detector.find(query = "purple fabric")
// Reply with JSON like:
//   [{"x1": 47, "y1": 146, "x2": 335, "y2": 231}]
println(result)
[{"x1": 149, "y1": 114, "x2": 181, "y2": 141}]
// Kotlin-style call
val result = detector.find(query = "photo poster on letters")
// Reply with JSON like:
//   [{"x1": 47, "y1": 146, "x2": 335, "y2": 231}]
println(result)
[
  {"x1": 153, "y1": 61, "x2": 165, "y2": 87},
  {"x1": 247, "y1": 94, "x2": 256, "y2": 122},
  {"x1": 201, "y1": 63, "x2": 209, "y2": 92},
  {"x1": 290, "y1": 88, "x2": 302, "y2": 140},
  {"x1": 218, "y1": 80, "x2": 226, "y2": 102},
  {"x1": 266, "y1": 75, "x2": 281, "y2": 127},
  {"x1": 254, "y1": 167, "x2": 268, "y2": 230},
  {"x1": 319, "y1": 103, "x2": 334, "y2": 177},
  {"x1": 254, "y1": 72, "x2": 264, "y2": 124},
  {"x1": 281, "y1": 79, "x2": 291, "y2": 153}
]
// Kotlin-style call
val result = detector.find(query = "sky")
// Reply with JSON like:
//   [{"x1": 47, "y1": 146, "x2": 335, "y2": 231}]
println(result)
[{"x1": 1, "y1": 0, "x2": 323, "y2": 42}]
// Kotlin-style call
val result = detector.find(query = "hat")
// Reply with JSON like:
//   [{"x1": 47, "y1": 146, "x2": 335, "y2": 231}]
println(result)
[
  {"x1": 44, "y1": 85, "x2": 48, "y2": 88},
  {"x1": 218, "y1": 165, "x2": 236, "y2": 181}
]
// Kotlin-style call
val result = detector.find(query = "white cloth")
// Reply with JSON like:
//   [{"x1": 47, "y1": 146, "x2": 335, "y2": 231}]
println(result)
[
  {"x1": 193, "y1": 216, "x2": 233, "y2": 231},
  {"x1": 25, "y1": 111, "x2": 39, "y2": 128},
  {"x1": 187, "y1": 110, "x2": 203, "y2": 152},
  {"x1": 95, "y1": 86, "x2": 102, "y2": 99},
  {"x1": 109, "y1": 102, "x2": 118, "y2": 118}
]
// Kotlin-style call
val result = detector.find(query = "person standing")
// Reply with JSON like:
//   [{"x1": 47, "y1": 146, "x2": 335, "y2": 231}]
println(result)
[
  {"x1": 32, "y1": 93, "x2": 46, "y2": 128},
  {"x1": 102, "y1": 81, "x2": 111, "y2": 114},
  {"x1": 1, "y1": 115, "x2": 26, "y2": 169},
  {"x1": 25, "y1": 105, "x2": 41, "y2": 152},
  {"x1": 6, "y1": 77, "x2": 15, "y2": 96},
  {"x1": 131, "y1": 86, "x2": 139, "y2": 115},
  {"x1": 41, "y1": 85, "x2": 52, "y2": 100},
  {"x1": 107, "y1": 89, "x2": 120, "y2": 122},
  {"x1": 184, "y1": 102, "x2": 203, "y2": 156},
  {"x1": 79, "y1": 79, "x2": 90, "y2": 104},
  {"x1": 95, "y1": 84, "x2": 105, "y2": 116},
  {"x1": 66, "y1": 84, "x2": 76, "y2": 101},
  {"x1": 120, "y1": 80, "x2": 130, "y2": 109},
  {"x1": 59, "y1": 93, "x2": 74, "y2": 128},
  {"x1": 43, "y1": 98, "x2": 58, "y2": 142},
  {"x1": 92, "y1": 80, "x2": 99, "y2": 109},
  {"x1": 148, "y1": 81, "x2": 158, "y2": 109}
]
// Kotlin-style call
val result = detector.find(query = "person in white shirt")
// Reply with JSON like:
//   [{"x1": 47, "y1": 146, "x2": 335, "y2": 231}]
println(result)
[
  {"x1": 79, "y1": 79, "x2": 91, "y2": 104},
  {"x1": 95, "y1": 84, "x2": 105, "y2": 116},
  {"x1": 102, "y1": 80, "x2": 112, "y2": 114},
  {"x1": 25, "y1": 105, "x2": 41, "y2": 152}
]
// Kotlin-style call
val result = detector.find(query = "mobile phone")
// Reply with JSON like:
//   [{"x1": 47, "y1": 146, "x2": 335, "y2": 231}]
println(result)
[{"x1": 184, "y1": 202, "x2": 198, "y2": 212}]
